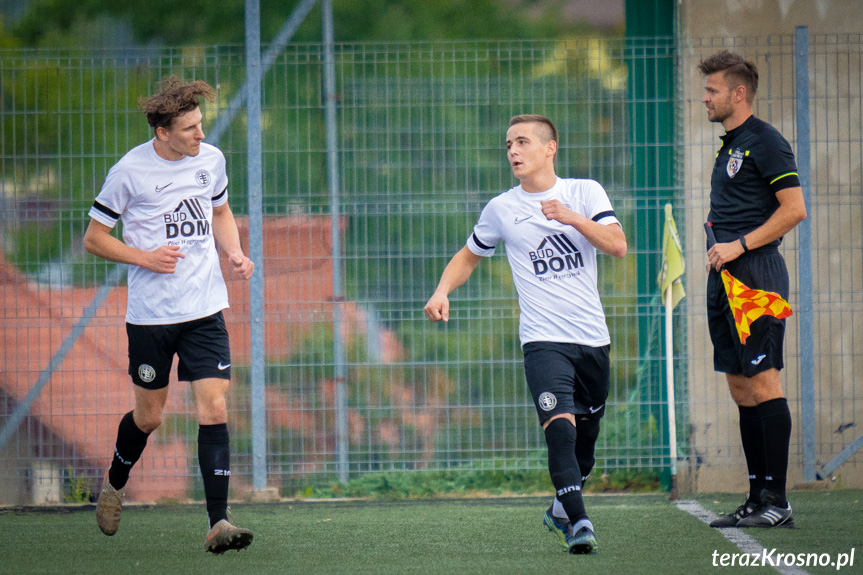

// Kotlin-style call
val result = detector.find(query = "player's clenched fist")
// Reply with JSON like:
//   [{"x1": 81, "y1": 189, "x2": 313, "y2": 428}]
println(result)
[
  {"x1": 142, "y1": 245, "x2": 185, "y2": 274},
  {"x1": 424, "y1": 292, "x2": 450, "y2": 322},
  {"x1": 540, "y1": 199, "x2": 575, "y2": 225},
  {"x1": 229, "y1": 252, "x2": 254, "y2": 280}
]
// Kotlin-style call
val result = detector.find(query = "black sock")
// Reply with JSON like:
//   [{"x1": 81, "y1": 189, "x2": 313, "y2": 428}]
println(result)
[
  {"x1": 759, "y1": 398, "x2": 791, "y2": 506},
  {"x1": 108, "y1": 411, "x2": 150, "y2": 490},
  {"x1": 574, "y1": 418, "x2": 600, "y2": 486},
  {"x1": 545, "y1": 419, "x2": 586, "y2": 523},
  {"x1": 738, "y1": 405, "x2": 765, "y2": 504},
  {"x1": 199, "y1": 423, "x2": 231, "y2": 527}
]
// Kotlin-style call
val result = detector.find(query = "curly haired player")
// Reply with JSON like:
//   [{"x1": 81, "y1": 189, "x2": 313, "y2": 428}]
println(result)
[{"x1": 85, "y1": 76, "x2": 254, "y2": 554}]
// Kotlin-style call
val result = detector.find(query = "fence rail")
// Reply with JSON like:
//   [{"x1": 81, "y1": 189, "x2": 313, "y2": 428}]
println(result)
[{"x1": 1, "y1": 34, "x2": 861, "y2": 504}]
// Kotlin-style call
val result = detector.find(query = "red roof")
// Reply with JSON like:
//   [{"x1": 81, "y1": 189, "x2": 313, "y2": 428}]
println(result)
[{"x1": 0, "y1": 215, "x2": 447, "y2": 502}]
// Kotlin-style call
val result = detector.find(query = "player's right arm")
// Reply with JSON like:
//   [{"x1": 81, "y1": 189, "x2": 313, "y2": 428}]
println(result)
[
  {"x1": 424, "y1": 246, "x2": 483, "y2": 322},
  {"x1": 84, "y1": 218, "x2": 185, "y2": 274}
]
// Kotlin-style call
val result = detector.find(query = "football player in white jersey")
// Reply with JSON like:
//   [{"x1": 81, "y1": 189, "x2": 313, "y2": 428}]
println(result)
[
  {"x1": 424, "y1": 115, "x2": 626, "y2": 555},
  {"x1": 84, "y1": 76, "x2": 254, "y2": 554}
]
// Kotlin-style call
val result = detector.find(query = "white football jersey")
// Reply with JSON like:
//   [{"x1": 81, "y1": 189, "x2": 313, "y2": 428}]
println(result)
[
  {"x1": 89, "y1": 140, "x2": 230, "y2": 325},
  {"x1": 466, "y1": 177, "x2": 620, "y2": 347}
]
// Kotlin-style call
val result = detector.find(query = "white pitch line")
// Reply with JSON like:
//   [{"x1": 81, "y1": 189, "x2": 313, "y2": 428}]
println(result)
[{"x1": 676, "y1": 500, "x2": 810, "y2": 575}]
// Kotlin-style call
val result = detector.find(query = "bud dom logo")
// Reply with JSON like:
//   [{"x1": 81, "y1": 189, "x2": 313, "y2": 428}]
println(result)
[
  {"x1": 529, "y1": 234, "x2": 584, "y2": 275},
  {"x1": 163, "y1": 198, "x2": 210, "y2": 239}
]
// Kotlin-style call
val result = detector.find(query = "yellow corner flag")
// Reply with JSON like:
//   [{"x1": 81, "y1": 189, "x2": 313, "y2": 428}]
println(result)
[
  {"x1": 658, "y1": 203, "x2": 685, "y2": 309},
  {"x1": 721, "y1": 269, "x2": 793, "y2": 345}
]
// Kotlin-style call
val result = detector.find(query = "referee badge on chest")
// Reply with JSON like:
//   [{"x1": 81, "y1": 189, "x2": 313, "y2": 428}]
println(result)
[{"x1": 726, "y1": 148, "x2": 745, "y2": 178}]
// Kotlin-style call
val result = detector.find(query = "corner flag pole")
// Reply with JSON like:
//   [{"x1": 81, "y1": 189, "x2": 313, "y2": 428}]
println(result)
[
  {"x1": 659, "y1": 203, "x2": 685, "y2": 500},
  {"x1": 664, "y1": 284, "x2": 679, "y2": 500}
]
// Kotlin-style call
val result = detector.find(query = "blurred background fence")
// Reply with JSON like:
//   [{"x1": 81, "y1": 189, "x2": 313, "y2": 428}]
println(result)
[{"x1": 1, "y1": 32, "x2": 860, "y2": 503}]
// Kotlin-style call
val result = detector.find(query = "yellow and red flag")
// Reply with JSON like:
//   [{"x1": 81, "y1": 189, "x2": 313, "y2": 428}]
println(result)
[{"x1": 720, "y1": 269, "x2": 793, "y2": 344}]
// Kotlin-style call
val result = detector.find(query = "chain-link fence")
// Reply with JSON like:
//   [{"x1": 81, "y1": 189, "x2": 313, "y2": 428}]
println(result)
[
  {"x1": 680, "y1": 33, "x2": 863, "y2": 492},
  {"x1": 1, "y1": 34, "x2": 860, "y2": 504}
]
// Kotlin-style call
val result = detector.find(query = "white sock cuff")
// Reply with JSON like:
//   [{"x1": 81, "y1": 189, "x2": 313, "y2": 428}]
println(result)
[{"x1": 552, "y1": 497, "x2": 568, "y2": 520}]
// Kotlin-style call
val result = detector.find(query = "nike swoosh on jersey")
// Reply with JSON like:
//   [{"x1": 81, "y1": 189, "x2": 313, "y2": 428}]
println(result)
[
  {"x1": 218, "y1": 362, "x2": 231, "y2": 370},
  {"x1": 155, "y1": 182, "x2": 173, "y2": 192},
  {"x1": 514, "y1": 215, "x2": 534, "y2": 224},
  {"x1": 588, "y1": 404, "x2": 604, "y2": 414}
]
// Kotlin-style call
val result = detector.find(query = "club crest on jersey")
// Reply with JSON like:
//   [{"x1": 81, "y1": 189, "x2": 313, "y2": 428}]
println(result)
[
  {"x1": 195, "y1": 169, "x2": 211, "y2": 187},
  {"x1": 727, "y1": 148, "x2": 746, "y2": 178},
  {"x1": 528, "y1": 234, "x2": 584, "y2": 276}
]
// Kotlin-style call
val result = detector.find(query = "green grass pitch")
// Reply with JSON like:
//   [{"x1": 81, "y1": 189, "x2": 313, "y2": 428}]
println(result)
[{"x1": 0, "y1": 491, "x2": 859, "y2": 574}]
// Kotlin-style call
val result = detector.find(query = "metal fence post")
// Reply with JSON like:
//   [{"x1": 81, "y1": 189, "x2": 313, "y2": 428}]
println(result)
[
  {"x1": 245, "y1": 0, "x2": 267, "y2": 491},
  {"x1": 795, "y1": 25, "x2": 815, "y2": 482},
  {"x1": 208, "y1": 0, "x2": 319, "y2": 147},
  {"x1": 322, "y1": 0, "x2": 349, "y2": 484}
]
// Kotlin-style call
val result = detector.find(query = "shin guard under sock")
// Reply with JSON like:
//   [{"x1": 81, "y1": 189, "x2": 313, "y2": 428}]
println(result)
[
  {"x1": 738, "y1": 405, "x2": 766, "y2": 503},
  {"x1": 199, "y1": 423, "x2": 231, "y2": 527},
  {"x1": 758, "y1": 398, "x2": 792, "y2": 506},
  {"x1": 108, "y1": 411, "x2": 150, "y2": 490},
  {"x1": 544, "y1": 419, "x2": 586, "y2": 523},
  {"x1": 574, "y1": 418, "x2": 600, "y2": 486}
]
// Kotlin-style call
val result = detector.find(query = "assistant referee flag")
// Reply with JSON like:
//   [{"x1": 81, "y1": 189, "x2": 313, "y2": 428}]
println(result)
[
  {"x1": 658, "y1": 203, "x2": 685, "y2": 309},
  {"x1": 720, "y1": 269, "x2": 793, "y2": 345}
]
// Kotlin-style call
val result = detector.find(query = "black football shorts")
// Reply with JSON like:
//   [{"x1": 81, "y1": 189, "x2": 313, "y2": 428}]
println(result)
[
  {"x1": 707, "y1": 248, "x2": 788, "y2": 377},
  {"x1": 523, "y1": 341, "x2": 610, "y2": 426},
  {"x1": 126, "y1": 311, "x2": 231, "y2": 390}
]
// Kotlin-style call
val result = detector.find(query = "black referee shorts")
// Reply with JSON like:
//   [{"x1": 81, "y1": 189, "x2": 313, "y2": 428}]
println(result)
[
  {"x1": 707, "y1": 248, "x2": 788, "y2": 378},
  {"x1": 523, "y1": 341, "x2": 610, "y2": 426},
  {"x1": 126, "y1": 311, "x2": 232, "y2": 390}
]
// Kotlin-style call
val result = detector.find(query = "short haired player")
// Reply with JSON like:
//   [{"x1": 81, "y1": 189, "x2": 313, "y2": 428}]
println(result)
[
  {"x1": 698, "y1": 51, "x2": 806, "y2": 528},
  {"x1": 424, "y1": 114, "x2": 627, "y2": 554},
  {"x1": 84, "y1": 76, "x2": 254, "y2": 553}
]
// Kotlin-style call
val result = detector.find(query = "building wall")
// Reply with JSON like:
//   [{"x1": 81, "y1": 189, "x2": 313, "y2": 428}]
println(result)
[
  {"x1": 0, "y1": 425, "x2": 32, "y2": 505},
  {"x1": 679, "y1": 0, "x2": 863, "y2": 492},
  {"x1": 679, "y1": 0, "x2": 863, "y2": 37}
]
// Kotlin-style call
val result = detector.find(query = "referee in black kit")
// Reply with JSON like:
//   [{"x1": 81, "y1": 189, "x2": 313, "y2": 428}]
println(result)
[{"x1": 698, "y1": 51, "x2": 807, "y2": 528}]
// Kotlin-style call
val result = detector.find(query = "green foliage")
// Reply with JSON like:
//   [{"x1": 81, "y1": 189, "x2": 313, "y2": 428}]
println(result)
[
  {"x1": 10, "y1": 0, "x2": 585, "y2": 48},
  {"x1": 61, "y1": 466, "x2": 92, "y2": 504},
  {"x1": 12, "y1": 0, "x2": 243, "y2": 47},
  {"x1": 289, "y1": 466, "x2": 659, "y2": 499},
  {"x1": 295, "y1": 469, "x2": 552, "y2": 498},
  {"x1": 323, "y1": 0, "x2": 575, "y2": 43},
  {"x1": 589, "y1": 468, "x2": 660, "y2": 492},
  {"x1": 0, "y1": 16, "x2": 19, "y2": 49}
]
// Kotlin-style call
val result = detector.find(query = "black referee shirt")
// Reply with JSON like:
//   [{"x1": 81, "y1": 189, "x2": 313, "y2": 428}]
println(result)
[{"x1": 708, "y1": 115, "x2": 800, "y2": 246}]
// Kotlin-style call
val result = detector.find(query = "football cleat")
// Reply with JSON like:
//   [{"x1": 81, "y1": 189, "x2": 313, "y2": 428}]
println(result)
[
  {"x1": 543, "y1": 510, "x2": 572, "y2": 551},
  {"x1": 205, "y1": 519, "x2": 254, "y2": 554},
  {"x1": 709, "y1": 499, "x2": 757, "y2": 528},
  {"x1": 567, "y1": 525, "x2": 598, "y2": 555},
  {"x1": 95, "y1": 471, "x2": 125, "y2": 536},
  {"x1": 737, "y1": 491, "x2": 794, "y2": 528}
]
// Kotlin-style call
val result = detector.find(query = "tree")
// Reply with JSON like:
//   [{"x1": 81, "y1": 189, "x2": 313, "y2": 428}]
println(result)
[{"x1": 11, "y1": 0, "x2": 578, "y2": 47}]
